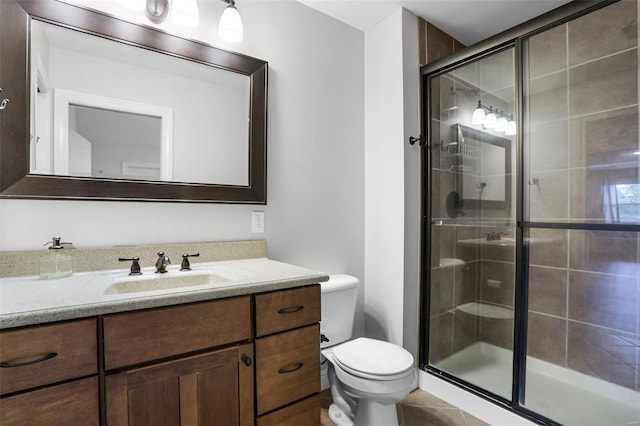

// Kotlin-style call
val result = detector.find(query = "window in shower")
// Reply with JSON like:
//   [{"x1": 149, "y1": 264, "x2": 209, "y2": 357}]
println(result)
[{"x1": 427, "y1": 47, "x2": 517, "y2": 401}]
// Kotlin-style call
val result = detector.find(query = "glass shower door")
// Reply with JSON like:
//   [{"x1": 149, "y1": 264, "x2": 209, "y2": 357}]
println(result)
[
  {"x1": 428, "y1": 47, "x2": 517, "y2": 400},
  {"x1": 523, "y1": 1, "x2": 640, "y2": 424}
]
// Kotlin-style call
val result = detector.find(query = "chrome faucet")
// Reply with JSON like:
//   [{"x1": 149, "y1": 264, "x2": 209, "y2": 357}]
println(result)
[{"x1": 155, "y1": 252, "x2": 171, "y2": 273}]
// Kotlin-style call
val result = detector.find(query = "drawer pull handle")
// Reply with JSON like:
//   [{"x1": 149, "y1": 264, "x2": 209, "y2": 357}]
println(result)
[
  {"x1": 278, "y1": 362, "x2": 304, "y2": 374},
  {"x1": 0, "y1": 352, "x2": 58, "y2": 368},
  {"x1": 277, "y1": 305, "x2": 304, "y2": 314}
]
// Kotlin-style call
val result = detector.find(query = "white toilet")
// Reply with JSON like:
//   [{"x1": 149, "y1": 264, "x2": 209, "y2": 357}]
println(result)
[{"x1": 320, "y1": 274, "x2": 417, "y2": 426}]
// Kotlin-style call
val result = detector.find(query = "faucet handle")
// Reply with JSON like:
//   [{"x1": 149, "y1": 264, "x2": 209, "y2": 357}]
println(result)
[
  {"x1": 180, "y1": 253, "x2": 200, "y2": 271},
  {"x1": 119, "y1": 257, "x2": 142, "y2": 276}
]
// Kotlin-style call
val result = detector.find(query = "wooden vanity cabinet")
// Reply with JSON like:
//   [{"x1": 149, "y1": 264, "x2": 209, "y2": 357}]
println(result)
[
  {"x1": 254, "y1": 285, "x2": 321, "y2": 424},
  {"x1": 103, "y1": 296, "x2": 254, "y2": 426},
  {"x1": 0, "y1": 283, "x2": 322, "y2": 425},
  {"x1": 0, "y1": 319, "x2": 99, "y2": 426}
]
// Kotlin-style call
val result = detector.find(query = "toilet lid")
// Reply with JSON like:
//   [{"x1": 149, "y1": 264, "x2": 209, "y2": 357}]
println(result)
[{"x1": 332, "y1": 337, "x2": 414, "y2": 377}]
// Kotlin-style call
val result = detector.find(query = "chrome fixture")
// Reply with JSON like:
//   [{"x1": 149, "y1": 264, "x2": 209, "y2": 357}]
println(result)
[
  {"x1": 180, "y1": 252, "x2": 200, "y2": 271},
  {"x1": 119, "y1": 257, "x2": 143, "y2": 275},
  {"x1": 471, "y1": 101, "x2": 516, "y2": 135},
  {"x1": 155, "y1": 251, "x2": 171, "y2": 273},
  {"x1": 118, "y1": 0, "x2": 243, "y2": 42}
]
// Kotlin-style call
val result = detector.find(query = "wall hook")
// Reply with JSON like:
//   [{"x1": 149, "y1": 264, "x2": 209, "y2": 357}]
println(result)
[{"x1": 409, "y1": 135, "x2": 424, "y2": 146}]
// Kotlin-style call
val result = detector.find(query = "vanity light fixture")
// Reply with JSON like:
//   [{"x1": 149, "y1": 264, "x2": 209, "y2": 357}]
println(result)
[
  {"x1": 471, "y1": 100, "x2": 486, "y2": 125},
  {"x1": 484, "y1": 107, "x2": 497, "y2": 129},
  {"x1": 472, "y1": 101, "x2": 517, "y2": 135},
  {"x1": 219, "y1": 0, "x2": 243, "y2": 42},
  {"x1": 495, "y1": 112, "x2": 508, "y2": 132}
]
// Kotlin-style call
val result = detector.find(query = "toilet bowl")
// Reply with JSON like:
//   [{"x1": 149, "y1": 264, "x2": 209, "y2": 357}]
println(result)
[{"x1": 321, "y1": 275, "x2": 417, "y2": 426}]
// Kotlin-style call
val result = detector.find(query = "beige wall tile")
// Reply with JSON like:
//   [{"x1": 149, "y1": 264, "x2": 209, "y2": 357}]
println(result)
[
  {"x1": 528, "y1": 23, "x2": 567, "y2": 78},
  {"x1": 527, "y1": 312, "x2": 567, "y2": 365},
  {"x1": 569, "y1": 230, "x2": 639, "y2": 276},
  {"x1": 568, "y1": 0, "x2": 638, "y2": 66},
  {"x1": 528, "y1": 169, "x2": 569, "y2": 221},
  {"x1": 568, "y1": 270, "x2": 638, "y2": 333},
  {"x1": 529, "y1": 228, "x2": 568, "y2": 269},
  {"x1": 569, "y1": 49, "x2": 638, "y2": 117},
  {"x1": 528, "y1": 266, "x2": 567, "y2": 317},
  {"x1": 567, "y1": 321, "x2": 639, "y2": 390}
]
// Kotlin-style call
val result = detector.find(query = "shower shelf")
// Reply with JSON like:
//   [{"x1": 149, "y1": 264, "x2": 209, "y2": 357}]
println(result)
[{"x1": 455, "y1": 302, "x2": 513, "y2": 319}]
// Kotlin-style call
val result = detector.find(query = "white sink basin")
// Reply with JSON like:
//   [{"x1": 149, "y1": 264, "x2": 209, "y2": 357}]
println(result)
[
  {"x1": 103, "y1": 264, "x2": 255, "y2": 295},
  {"x1": 104, "y1": 271, "x2": 231, "y2": 295}
]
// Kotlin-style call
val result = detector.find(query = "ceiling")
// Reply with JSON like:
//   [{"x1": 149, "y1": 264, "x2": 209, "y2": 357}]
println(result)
[{"x1": 297, "y1": 0, "x2": 572, "y2": 46}]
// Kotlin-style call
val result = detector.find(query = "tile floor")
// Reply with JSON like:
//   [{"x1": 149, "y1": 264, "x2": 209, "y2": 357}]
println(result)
[{"x1": 320, "y1": 388, "x2": 490, "y2": 426}]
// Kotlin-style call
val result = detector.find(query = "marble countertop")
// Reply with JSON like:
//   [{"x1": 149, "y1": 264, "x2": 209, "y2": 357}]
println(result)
[{"x1": 0, "y1": 258, "x2": 328, "y2": 329}]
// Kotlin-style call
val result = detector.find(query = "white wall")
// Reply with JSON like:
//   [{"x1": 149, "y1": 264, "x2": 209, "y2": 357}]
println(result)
[
  {"x1": 362, "y1": 8, "x2": 420, "y2": 353},
  {"x1": 0, "y1": 1, "x2": 365, "y2": 332},
  {"x1": 364, "y1": 9, "x2": 406, "y2": 346}
]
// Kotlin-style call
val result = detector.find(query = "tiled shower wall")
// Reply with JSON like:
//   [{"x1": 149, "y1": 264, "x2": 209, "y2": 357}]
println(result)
[{"x1": 526, "y1": 0, "x2": 639, "y2": 391}]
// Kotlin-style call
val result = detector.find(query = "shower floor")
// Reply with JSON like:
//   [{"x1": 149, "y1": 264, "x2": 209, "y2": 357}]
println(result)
[{"x1": 434, "y1": 342, "x2": 640, "y2": 426}]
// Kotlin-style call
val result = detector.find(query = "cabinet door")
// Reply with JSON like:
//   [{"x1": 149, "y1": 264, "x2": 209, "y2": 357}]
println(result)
[{"x1": 106, "y1": 344, "x2": 254, "y2": 426}]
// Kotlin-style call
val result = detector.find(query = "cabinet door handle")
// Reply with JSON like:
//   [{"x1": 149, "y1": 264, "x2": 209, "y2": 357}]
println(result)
[
  {"x1": 242, "y1": 355, "x2": 252, "y2": 366},
  {"x1": 278, "y1": 362, "x2": 304, "y2": 374},
  {"x1": 0, "y1": 352, "x2": 58, "y2": 368},
  {"x1": 277, "y1": 305, "x2": 304, "y2": 314}
]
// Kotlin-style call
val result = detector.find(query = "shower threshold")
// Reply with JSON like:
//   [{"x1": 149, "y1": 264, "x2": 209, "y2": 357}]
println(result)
[{"x1": 433, "y1": 342, "x2": 640, "y2": 426}]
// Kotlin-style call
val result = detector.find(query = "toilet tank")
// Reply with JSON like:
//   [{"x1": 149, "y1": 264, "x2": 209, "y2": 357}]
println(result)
[{"x1": 320, "y1": 274, "x2": 359, "y2": 349}]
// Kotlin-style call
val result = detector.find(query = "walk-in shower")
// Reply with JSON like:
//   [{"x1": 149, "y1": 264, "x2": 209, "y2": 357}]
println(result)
[{"x1": 420, "y1": 1, "x2": 639, "y2": 425}]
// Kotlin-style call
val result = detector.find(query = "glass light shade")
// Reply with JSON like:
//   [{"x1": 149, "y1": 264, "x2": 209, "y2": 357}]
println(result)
[
  {"x1": 471, "y1": 106, "x2": 486, "y2": 125},
  {"x1": 171, "y1": 0, "x2": 199, "y2": 27},
  {"x1": 219, "y1": 4, "x2": 243, "y2": 42},
  {"x1": 495, "y1": 115, "x2": 508, "y2": 132},
  {"x1": 484, "y1": 111, "x2": 497, "y2": 129},
  {"x1": 505, "y1": 119, "x2": 517, "y2": 136},
  {"x1": 118, "y1": 0, "x2": 146, "y2": 11}
]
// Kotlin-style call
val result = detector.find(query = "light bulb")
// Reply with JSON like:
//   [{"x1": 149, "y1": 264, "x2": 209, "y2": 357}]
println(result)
[
  {"x1": 505, "y1": 119, "x2": 517, "y2": 136},
  {"x1": 471, "y1": 101, "x2": 486, "y2": 125},
  {"x1": 118, "y1": 0, "x2": 146, "y2": 11},
  {"x1": 171, "y1": 0, "x2": 199, "y2": 27},
  {"x1": 495, "y1": 115, "x2": 508, "y2": 132},
  {"x1": 484, "y1": 108, "x2": 497, "y2": 129},
  {"x1": 219, "y1": 2, "x2": 243, "y2": 42}
]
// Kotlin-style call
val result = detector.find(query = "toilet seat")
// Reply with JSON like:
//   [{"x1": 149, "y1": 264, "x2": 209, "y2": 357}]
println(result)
[{"x1": 331, "y1": 338, "x2": 414, "y2": 381}]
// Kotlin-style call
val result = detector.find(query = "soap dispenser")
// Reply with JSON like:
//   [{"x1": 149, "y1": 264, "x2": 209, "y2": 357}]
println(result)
[{"x1": 40, "y1": 237, "x2": 73, "y2": 279}]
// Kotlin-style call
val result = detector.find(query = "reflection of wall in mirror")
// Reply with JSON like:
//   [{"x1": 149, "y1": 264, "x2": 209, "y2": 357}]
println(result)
[
  {"x1": 30, "y1": 21, "x2": 53, "y2": 175},
  {"x1": 34, "y1": 20, "x2": 251, "y2": 186}
]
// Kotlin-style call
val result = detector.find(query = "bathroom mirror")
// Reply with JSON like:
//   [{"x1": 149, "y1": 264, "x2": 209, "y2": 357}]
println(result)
[
  {"x1": 453, "y1": 124, "x2": 511, "y2": 209},
  {"x1": 0, "y1": 0, "x2": 267, "y2": 203}
]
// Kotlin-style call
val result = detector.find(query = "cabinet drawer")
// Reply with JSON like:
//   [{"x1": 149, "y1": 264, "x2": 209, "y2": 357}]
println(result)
[
  {"x1": 0, "y1": 376, "x2": 99, "y2": 426},
  {"x1": 256, "y1": 324, "x2": 320, "y2": 415},
  {"x1": 104, "y1": 296, "x2": 251, "y2": 370},
  {"x1": 255, "y1": 285, "x2": 320, "y2": 337},
  {"x1": 257, "y1": 394, "x2": 320, "y2": 426},
  {"x1": 0, "y1": 319, "x2": 97, "y2": 395}
]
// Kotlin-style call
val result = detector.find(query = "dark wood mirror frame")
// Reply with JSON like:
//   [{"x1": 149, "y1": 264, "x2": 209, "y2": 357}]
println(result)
[{"x1": 0, "y1": 0, "x2": 267, "y2": 203}]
